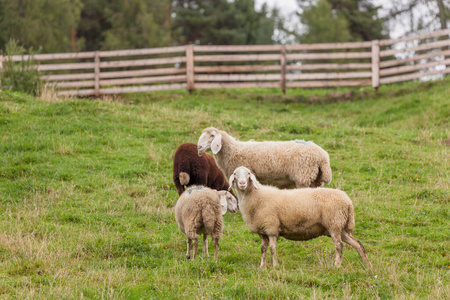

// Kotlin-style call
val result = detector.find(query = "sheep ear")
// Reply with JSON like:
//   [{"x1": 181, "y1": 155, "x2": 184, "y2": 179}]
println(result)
[
  {"x1": 250, "y1": 173, "x2": 259, "y2": 189},
  {"x1": 211, "y1": 133, "x2": 222, "y2": 154},
  {"x1": 220, "y1": 196, "x2": 228, "y2": 215},
  {"x1": 228, "y1": 174, "x2": 235, "y2": 191}
]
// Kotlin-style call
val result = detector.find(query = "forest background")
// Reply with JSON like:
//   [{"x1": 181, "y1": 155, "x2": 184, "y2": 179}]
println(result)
[{"x1": 0, "y1": 0, "x2": 449, "y2": 54}]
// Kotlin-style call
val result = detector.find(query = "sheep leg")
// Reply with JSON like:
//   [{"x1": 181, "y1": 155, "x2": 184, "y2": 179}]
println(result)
[
  {"x1": 330, "y1": 232, "x2": 343, "y2": 267},
  {"x1": 212, "y1": 235, "x2": 220, "y2": 262},
  {"x1": 187, "y1": 232, "x2": 199, "y2": 261},
  {"x1": 342, "y1": 232, "x2": 370, "y2": 266},
  {"x1": 268, "y1": 236, "x2": 279, "y2": 267},
  {"x1": 192, "y1": 237, "x2": 199, "y2": 260},
  {"x1": 186, "y1": 237, "x2": 192, "y2": 260},
  {"x1": 259, "y1": 234, "x2": 269, "y2": 267},
  {"x1": 203, "y1": 234, "x2": 209, "y2": 258}
]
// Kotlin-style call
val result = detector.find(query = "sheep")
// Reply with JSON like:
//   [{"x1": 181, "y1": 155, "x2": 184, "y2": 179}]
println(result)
[
  {"x1": 173, "y1": 143, "x2": 236, "y2": 198},
  {"x1": 174, "y1": 186, "x2": 238, "y2": 261},
  {"x1": 197, "y1": 127, "x2": 332, "y2": 189},
  {"x1": 228, "y1": 166, "x2": 370, "y2": 268}
]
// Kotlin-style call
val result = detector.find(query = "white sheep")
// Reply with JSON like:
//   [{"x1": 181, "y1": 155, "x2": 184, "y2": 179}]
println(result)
[
  {"x1": 175, "y1": 186, "x2": 238, "y2": 261},
  {"x1": 197, "y1": 127, "x2": 332, "y2": 189},
  {"x1": 229, "y1": 166, "x2": 370, "y2": 268}
]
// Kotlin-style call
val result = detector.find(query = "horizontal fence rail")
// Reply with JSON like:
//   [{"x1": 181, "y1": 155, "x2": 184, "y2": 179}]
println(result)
[{"x1": 0, "y1": 29, "x2": 449, "y2": 96}]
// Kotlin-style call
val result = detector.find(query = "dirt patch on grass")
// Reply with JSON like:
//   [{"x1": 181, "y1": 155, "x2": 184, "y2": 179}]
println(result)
[
  {"x1": 246, "y1": 78, "x2": 449, "y2": 105},
  {"x1": 442, "y1": 139, "x2": 450, "y2": 147},
  {"x1": 247, "y1": 89, "x2": 374, "y2": 104},
  {"x1": 306, "y1": 90, "x2": 368, "y2": 104}
]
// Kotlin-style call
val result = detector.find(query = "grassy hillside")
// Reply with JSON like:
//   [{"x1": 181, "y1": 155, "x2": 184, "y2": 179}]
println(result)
[{"x1": 0, "y1": 79, "x2": 449, "y2": 299}]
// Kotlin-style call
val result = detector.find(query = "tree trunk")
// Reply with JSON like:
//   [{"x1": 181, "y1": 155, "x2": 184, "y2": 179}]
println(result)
[
  {"x1": 436, "y1": 0, "x2": 447, "y2": 30},
  {"x1": 18, "y1": 0, "x2": 24, "y2": 18},
  {"x1": 71, "y1": 26, "x2": 77, "y2": 52}
]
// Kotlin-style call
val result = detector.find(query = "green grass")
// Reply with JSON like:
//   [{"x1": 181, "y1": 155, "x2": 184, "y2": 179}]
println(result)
[{"x1": 0, "y1": 79, "x2": 449, "y2": 299}]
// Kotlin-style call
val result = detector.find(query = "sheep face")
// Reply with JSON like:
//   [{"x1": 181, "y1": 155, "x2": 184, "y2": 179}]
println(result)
[
  {"x1": 229, "y1": 166, "x2": 259, "y2": 191},
  {"x1": 217, "y1": 190, "x2": 239, "y2": 214},
  {"x1": 198, "y1": 128, "x2": 222, "y2": 156}
]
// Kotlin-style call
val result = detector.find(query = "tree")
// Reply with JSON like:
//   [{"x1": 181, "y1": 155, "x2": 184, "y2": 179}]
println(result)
[
  {"x1": 387, "y1": 0, "x2": 449, "y2": 36},
  {"x1": 294, "y1": 0, "x2": 388, "y2": 42},
  {"x1": 76, "y1": 0, "x2": 172, "y2": 51},
  {"x1": 436, "y1": 0, "x2": 448, "y2": 30},
  {"x1": 298, "y1": 0, "x2": 352, "y2": 43},
  {"x1": 172, "y1": 0, "x2": 278, "y2": 45},
  {"x1": 101, "y1": 0, "x2": 172, "y2": 50},
  {"x1": 0, "y1": 0, "x2": 82, "y2": 53},
  {"x1": 76, "y1": 0, "x2": 110, "y2": 51},
  {"x1": 327, "y1": 0, "x2": 387, "y2": 41}
]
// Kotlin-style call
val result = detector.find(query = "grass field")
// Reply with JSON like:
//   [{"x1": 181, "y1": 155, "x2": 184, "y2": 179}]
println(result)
[{"x1": 0, "y1": 79, "x2": 449, "y2": 299}]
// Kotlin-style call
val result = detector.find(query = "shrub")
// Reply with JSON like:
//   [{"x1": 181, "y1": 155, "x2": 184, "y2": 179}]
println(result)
[{"x1": 0, "y1": 39, "x2": 42, "y2": 96}]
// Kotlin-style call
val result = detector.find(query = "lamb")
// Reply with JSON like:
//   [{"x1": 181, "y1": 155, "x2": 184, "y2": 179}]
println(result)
[
  {"x1": 175, "y1": 186, "x2": 238, "y2": 261},
  {"x1": 197, "y1": 127, "x2": 332, "y2": 189},
  {"x1": 173, "y1": 143, "x2": 235, "y2": 197},
  {"x1": 229, "y1": 166, "x2": 370, "y2": 268}
]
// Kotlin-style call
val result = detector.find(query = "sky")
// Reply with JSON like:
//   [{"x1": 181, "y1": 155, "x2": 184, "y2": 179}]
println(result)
[{"x1": 255, "y1": 0, "x2": 298, "y2": 14}]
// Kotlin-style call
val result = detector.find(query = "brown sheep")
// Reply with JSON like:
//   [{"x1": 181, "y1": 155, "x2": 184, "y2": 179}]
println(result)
[{"x1": 173, "y1": 143, "x2": 236, "y2": 197}]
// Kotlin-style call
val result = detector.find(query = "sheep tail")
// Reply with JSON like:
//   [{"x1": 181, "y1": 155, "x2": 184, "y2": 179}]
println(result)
[
  {"x1": 179, "y1": 172, "x2": 190, "y2": 186},
  {"x1": 319, "y1": 160, "x2": 332, "y2": 185},
  {"x1": 202, "y1": 204, "x2": 222, "y2": 237},
  {"x1": 178, "y1": 159, "x2": 191, "y2": 186},
  {"x1": 346, "y1": 204, "x2": 355, "y2": 234}
]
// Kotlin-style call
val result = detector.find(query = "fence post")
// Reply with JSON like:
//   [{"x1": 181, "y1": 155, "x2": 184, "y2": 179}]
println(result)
[
  {"x1": 281, "y1": 45, "x2": 287, "y2": 94},
  {"x1": 371, "y1": 40, "x2": 380, "y2": 91},
  {"x1": 94, "y1": 51, "x2": 100, "y2": 96},
  {"x1": 186, "y1": 45, "x2": 195, "y2": 94}
]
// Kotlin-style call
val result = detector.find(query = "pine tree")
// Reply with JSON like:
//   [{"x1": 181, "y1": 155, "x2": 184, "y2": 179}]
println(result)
[
  {"x1": 299, "y1": 0, "x2": 352, "y2": 43},
  {"x1": 295, "y1": 0, "x2": 388, "y2": 42},
  {"x1": 172, "y1": 0, "x2": 278, "y2": 45},
  {"x1": 101, "y1": 0, "x2": 172, "y2": 50},
  {"x1": 76, "y1": 0, "x2": 110, "y2": 51}
]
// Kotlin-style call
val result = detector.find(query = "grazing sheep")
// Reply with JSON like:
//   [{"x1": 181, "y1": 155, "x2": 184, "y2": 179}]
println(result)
[
  {"x1": 229, "y1": 166, "x2": 369, "y2": 268},
  {"x1": 173, "y1": 143, "x2": 235, "y2": 197},
  {"x1": 197, "y1": 127, "x2": 332, "y2": 189},
  {"x1": 175, "y1": 186, "x2": 238, "y2": 261}
]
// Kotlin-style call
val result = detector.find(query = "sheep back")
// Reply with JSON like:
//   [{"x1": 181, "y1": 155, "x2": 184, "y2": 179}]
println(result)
[
  {"x1": 225, "y1": 140, "x2": 331, "y2": 188},
  {"x1": 240, "y1": 186, "x2": 353, "y2": 240},
  {"x1": 175, "y1": 186, "x2": 224, "y2": 237},
  {"x1": 173, "y1": 143, "x2": 232, "y2": 195},
  {"x1": 199, "y1": 127, "x2": 331, "y2": 188}
]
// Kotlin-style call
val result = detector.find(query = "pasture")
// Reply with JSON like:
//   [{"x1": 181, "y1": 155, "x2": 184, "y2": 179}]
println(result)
[{"x1": 0, "y1": 79, "x2": 449, "y2": 299}]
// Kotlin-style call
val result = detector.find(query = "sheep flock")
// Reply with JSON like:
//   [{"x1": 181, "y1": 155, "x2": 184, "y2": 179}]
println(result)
[{"x1": 172, "y1": 126, "x2": 370, "y2": 268}]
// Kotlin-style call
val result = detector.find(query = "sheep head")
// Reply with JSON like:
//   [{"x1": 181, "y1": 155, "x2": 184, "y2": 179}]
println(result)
[
  {"x1": 217, "y1": 190, "x2": 239, "y2": 214},
  {"x1": 198, "y1": 127, "x2": 222, "y2": 156},
  {"x1": 229, "y1": 166, "x2": 259, "y2": 191}
]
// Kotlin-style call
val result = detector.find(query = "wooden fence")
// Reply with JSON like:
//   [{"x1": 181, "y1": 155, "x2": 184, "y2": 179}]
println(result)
[{"x1": 1, "y1": 29, "x2": 449, "y2": 96}]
